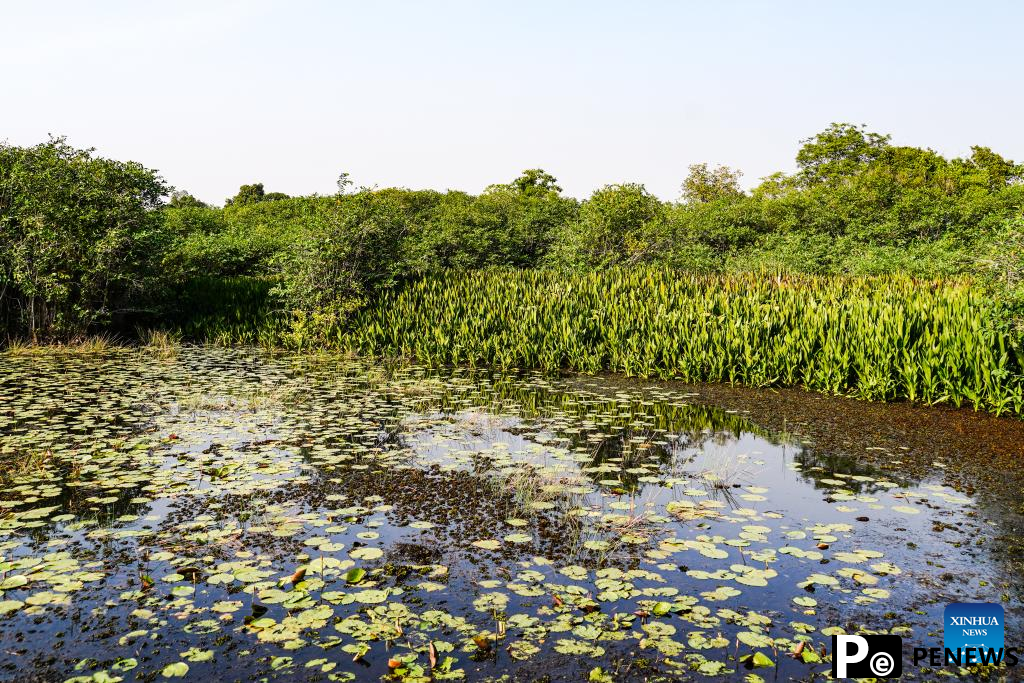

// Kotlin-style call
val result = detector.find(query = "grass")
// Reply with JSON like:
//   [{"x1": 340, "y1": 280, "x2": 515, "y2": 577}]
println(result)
[
  {"x1": 139, "y1": 329, "x2": 180, "y2": 359},
  {"x1": 2, "y1": 333, "x2": 124, "y2": 355}
]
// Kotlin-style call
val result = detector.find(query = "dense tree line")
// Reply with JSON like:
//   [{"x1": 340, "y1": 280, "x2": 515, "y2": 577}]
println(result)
[{"x1": 2, "y1": 124, "x2": 1022, "y2": 340}]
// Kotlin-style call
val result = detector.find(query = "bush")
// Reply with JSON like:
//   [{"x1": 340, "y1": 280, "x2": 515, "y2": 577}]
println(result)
[
  {"x1": 546, "y1": 183, "x2": 664, "y2": 269},
  {"x1": 275, "y1": 191, "x2": 411, "y2": 340},
  {"x1": 162, "y1": 197, "x2": 312, "y2": 278}
]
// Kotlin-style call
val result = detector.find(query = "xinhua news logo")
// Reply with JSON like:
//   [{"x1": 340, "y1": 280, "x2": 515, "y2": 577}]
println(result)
[
  {"x1": 913, "y1": 602, "x2": 1018, "y2": 669},
  {"x1": 832, "y1": 635, "x2": 902, "y2": 678},
  {"x1": 944, "y1": 602, "x2": 1004, "y2": 664}
]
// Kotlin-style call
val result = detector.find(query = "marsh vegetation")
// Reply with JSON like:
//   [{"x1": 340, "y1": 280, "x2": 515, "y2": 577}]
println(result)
[{"x1": 2, "y1": 125, "x2": 1023, "y2": 418}]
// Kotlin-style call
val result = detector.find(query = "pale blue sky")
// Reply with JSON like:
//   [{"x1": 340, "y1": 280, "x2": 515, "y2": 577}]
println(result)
[{"x1": 2, "y1": 1, "x2": 1022, "y2": 203}]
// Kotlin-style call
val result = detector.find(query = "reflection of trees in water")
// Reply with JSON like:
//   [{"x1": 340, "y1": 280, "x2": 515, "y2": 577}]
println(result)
[
  {"x1": 227, "y1": 360, "x2": 820, "y2": 507},
  {"x1": 332, "y1": 366, "x2": 789, "y2": 494},
  {"x1": 2, "y1": 459, "x2": 153, "y2": 544},
  {"x1": 792, "y1": 447, "x2": 916, "y2": 494}
]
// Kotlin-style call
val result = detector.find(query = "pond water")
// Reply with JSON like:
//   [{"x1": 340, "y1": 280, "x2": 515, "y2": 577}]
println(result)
[{"x1": 0, "y1": 348, "x2": 1021, "y2": 682}]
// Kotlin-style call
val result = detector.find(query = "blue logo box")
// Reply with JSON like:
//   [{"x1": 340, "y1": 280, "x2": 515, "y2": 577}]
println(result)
[{"x1": 944, "y1": 603, "x2": 1004, "y2": 662}]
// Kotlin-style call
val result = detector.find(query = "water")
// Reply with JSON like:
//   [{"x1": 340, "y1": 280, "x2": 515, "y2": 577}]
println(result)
[{"x1": 0, "y1": 348, "x2": 1021, "y2": 681}]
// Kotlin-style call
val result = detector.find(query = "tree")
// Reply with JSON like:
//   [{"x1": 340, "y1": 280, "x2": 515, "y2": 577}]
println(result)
[
  {"x1": 406, "y1": 171, "x2": 576, "y2": 272},
  {"x1": 796, "y1": 123, "x2": 891, "y2": 184},
  {"x1": 549, "y1": 183, "x2": 665, "y2": 268},
  {"x1": 510, "y1": 168, "x2": 562, "y2": 196},
  {"x1": 0, "y1": 136, "x2": 169, "y2": 338},
  {"x1": 169, "y1": 191, "x2": 209, "y2": 209},
  {"x1": 226, "y1": 183, "x2": 266, "y2": 206},
  {"x1": 277, "y1": 191, "x2": 410, "y2": 340},
  {"x1": 681, "y1": 163, "x2": 744, "y2": 203},
  {"x1": 968, "y1": 146, "x2": 1023, "y2": 190}
]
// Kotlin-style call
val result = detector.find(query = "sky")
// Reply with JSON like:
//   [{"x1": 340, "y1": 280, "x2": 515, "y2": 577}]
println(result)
[{"x1": 2, "y1": 1, "x2": 1022, "y2": 204}]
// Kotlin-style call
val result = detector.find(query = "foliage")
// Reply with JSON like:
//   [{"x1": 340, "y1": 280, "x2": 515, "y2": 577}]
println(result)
[
  {"x1": 547, "y1": 183, "x2": 664, "y2": 269},
  {"x1": 404, "y1": 171, "x2": 577, "y2": 272},
  {"x1": 795, "y1": 122, "x2": 892, "y2": 184},
  {"x1": 342, "y1": 268, "x2": 1024, "y2": 415},
  {"x1": 168, "y1": 191, "x2": 209, "y2": 209},
  {"x1": 976, "y1": 217, "x2": 1024, "y2": 342},
  {"x1": 0, "y1": 137, "x2": 168, "y2": 338},
  {"x1": 681, "y1": 163, "x2": 744, "y2": 203},
  {"x1": 162, "y1": 197, "x2": 312, "y2": 278},
  {"x1": 226, "y1": 182, "x2": 266, "y2": 206},
  {"x1": 164, "y1": 276, "x2": 286, "y2": 347},
  {"x1": 154, "y1": 123, "x2": 1021, "y2": 291},
  {"x1": 4, "y1": 125, "x2": 1023, "y2": 407},
  {"x1": 275, "y1": 191, "x2": 411, "y2": 341},
  {"x1": 224, "y1": 182, "x2": 290, "y2": 206}
]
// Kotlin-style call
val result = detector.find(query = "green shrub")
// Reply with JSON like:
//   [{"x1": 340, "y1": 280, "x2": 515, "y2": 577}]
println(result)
[{"x1": 275, "y1": 191, "x2": 411, "y2": 340}]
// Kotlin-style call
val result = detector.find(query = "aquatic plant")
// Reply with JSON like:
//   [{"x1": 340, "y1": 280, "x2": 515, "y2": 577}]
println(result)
[
  {"x1": 1, "y1": 333, "x2": 124, "y2": 355},
  {"x1": 138, "y1": 328, "x2": 180, "y2": 359},
  {"x1": 164, "y1": 276, "x2": 289, "y2": 346},
  {"x1": 342, "y1": 269, "x2": 1024, "y2": 415}
]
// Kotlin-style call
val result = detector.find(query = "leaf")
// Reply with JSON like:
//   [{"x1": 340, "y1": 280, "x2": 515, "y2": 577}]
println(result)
[
  {"x1": 503, "y1": 533, "x2": 532, "y2": 544},
  {"x1": 737, "y1": 631, "x2": 773, "y2": 648},
  {"x1": 0, "y1": 576, "x2": 28, "y2": 590},
  {"x1": 161, "y1": 662, "x2": 189, "y2": 678},
  {"x1": 651, "y1": 601, "x2": 672, "y2": 616},
  {"x1": 111, "y1": 658, "x2": 138, "y2": 672},
  {"x1": 508, "y1": 640, "x2": 540, "y2": 660},
  {"x1": 349, "y1": 547, "x2": 383, "y2": 561},
  {"x1": 744, "y1": 652, "x2": 774, "y2": 668},
  {"x1": 270, "y1": 656, "x2": 293, "y2": 670},
  {"x1": 352, "y1": 589, "x2": 388, "y2": 604},
  {"x1": 0, "y1": 600, "x2": 24, "y2": 616},
  {"x1": 344, "y1": 568, "x2": 366, "y2": 584}
]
